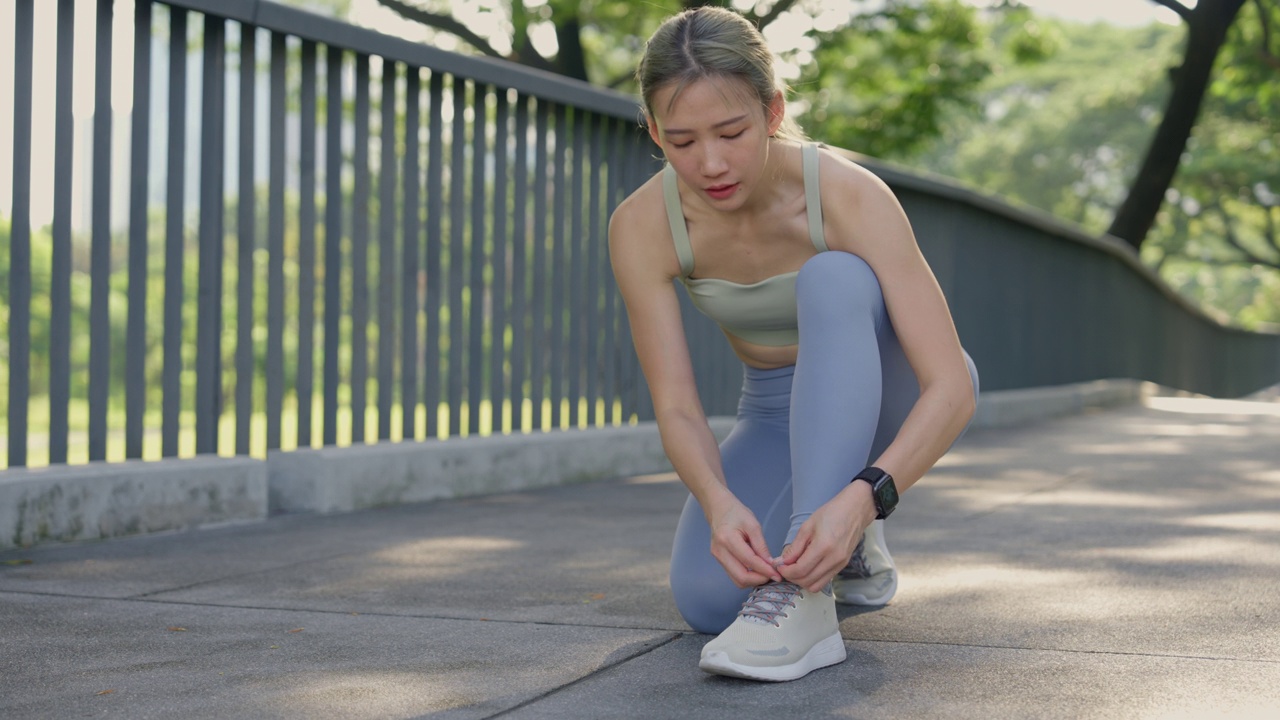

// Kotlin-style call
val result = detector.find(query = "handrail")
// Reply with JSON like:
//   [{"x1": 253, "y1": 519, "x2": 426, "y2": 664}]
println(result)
[{"x1": 161, "y1": 0, "x2": 643, "y2": 120}]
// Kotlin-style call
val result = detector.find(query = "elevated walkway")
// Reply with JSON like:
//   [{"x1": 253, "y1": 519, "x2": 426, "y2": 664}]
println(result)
[{"x1": 3, "y1": 392, "x2": 1278, "y2": 718}]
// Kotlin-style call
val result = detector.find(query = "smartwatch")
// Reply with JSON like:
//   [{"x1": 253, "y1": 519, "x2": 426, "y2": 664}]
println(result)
[{"x1": 852, "y1": 466, "x2": 898, "y2": 520}]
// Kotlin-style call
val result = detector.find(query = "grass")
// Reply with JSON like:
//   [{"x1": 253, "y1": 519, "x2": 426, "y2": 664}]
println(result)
[{"x1": 1, "y1": 397, "x2": 633, "y2": 469}]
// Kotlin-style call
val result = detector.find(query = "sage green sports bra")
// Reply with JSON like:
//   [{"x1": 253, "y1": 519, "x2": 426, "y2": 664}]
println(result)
[{"x1": 663, "y1": 142, "x2": 829, "y2": 347}]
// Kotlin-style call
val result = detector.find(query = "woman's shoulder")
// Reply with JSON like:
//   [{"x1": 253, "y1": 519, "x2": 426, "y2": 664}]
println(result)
[
  {"x1": 811, "y1": 144, "x2": 914, "y2": 253},
  {"x1": 811, "y1": 144, "x2": 891, "y2": 198},
  {"x1": 608, "y1": 171, "x2": 682, "y2": 279},
  {"x1": 611, "y1": 171, "x2": 666, "y2": 229}
]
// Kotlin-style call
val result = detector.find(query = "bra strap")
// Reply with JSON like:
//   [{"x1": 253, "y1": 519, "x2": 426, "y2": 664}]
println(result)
[
  {"x1": 662, "y1": 165, "x2": 696, "y2": 277},
  {"x1": 802, "y1": 143, "x2": 829, "y2": 252}
]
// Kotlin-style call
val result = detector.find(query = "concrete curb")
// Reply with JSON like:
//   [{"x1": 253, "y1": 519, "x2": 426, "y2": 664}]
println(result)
[
  {"x1": 970, "y1": 378, "x2": 1161, "y2": 428},
  {"x1": 267, "y1": 417, "x2": 736, "y2": 515},
  {"x1": 0, "y1": 457, "x2": 266, "y2": 548},
  {"x1": 0, "y1": 379, "x2": 1176, "y2": 549}
]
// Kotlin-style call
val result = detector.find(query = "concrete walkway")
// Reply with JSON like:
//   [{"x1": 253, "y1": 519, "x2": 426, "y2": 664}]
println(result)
[{"x1": 3, "y1": 394, "x2": 1279, "y2": 719}]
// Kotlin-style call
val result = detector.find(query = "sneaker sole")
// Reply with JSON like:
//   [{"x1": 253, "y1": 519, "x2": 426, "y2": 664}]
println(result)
[
  {"x1": 698, "y1": 632, "x2": 847, "y2": 682},
  {"x1": 833, "y1": 571, "x2": 897, "y2": 606}
]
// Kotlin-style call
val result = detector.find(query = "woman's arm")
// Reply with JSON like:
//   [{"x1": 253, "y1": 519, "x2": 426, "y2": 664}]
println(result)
[
  {"x1": 608, "y1": 189, "x2": 783, "y2": 588},
  {"x1": 779, "y1": 152, "x2": 976, "y2": 590}
]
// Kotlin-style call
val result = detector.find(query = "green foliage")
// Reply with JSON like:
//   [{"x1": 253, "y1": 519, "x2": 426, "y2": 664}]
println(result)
[
  {"x1": 921, "y1": 18, "x2": 1182, "y2": 233},
  {"x1": 1140, "y1": 0, "x2": 1280, "y2": 327},
  {"x1": 797, "y1": 0, "x2": 995, "y2": 158},
  {"x1": 304, "y1": 0, "x2": 1018, "y2": 155},
  {"x1": 918, "y1": 5, "x2": 1278, "y2": 329}
]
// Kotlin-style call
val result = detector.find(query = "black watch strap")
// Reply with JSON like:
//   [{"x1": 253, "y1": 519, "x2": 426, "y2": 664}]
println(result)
[{"x1": 852, "y1": 466, "x2": 899, "y2": 520}]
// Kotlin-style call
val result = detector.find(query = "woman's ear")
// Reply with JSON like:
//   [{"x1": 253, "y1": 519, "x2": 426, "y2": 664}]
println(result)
[
  {"x1": 645, "y1": 112, "x2": 663, "y2": 148},
  {"x1": 766, "y1": 90, "x2": 785, "y2": 136}
]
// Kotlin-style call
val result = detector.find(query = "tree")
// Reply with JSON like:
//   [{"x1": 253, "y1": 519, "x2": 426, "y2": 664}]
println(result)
[
  {"x1": 920, "y1": 17, "x2": 1181, "y2": 230},
  {"x1": 797, "y1": 1, "x2": 1051, "y2": 159},
  {"x1": 371, "y1": 0, "x2": 800, "y2": 85},
  {"x1": 358, "y1": 0, "x2": 1014, "y2": 157},
  {"x1": 921, "y1": 8, "x2": 1279, "y2": 327},
  {"x1": 1107, "y1": 0, "x2": 1255, "y2": 251},
  {"x1": 1140, "y1": 0, "x2": 1280, "y2": 325}
]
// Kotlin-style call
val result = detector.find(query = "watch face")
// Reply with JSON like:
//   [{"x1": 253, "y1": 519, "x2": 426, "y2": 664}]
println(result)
[{"x1": 877, "y1": 477, "x2": 899, "y2": 510}]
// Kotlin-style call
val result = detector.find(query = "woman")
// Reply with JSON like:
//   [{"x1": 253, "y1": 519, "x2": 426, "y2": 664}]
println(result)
[{"x1": 609, "y1": 7, "x2": 979, "y2": 682}]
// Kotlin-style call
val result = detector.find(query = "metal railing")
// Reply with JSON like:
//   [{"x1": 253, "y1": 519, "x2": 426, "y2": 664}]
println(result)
[
  {"x1": 855, "y1": 155, "x2": 1280, "y2": 397},
  {"x1": 1, "y1": 0, "x2": 728, "y2": 468},
  {"x1": 3, "y1": 0, "x2": 1279, "y2": 471}
]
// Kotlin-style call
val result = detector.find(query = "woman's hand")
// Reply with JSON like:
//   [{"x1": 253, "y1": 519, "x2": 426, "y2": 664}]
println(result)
[
  {"x1": 707, "y1": 496, "x2": 784, "y2": 588},
  {"x1": 777, "y1": 481, "x2": 878, "y2": 591}
]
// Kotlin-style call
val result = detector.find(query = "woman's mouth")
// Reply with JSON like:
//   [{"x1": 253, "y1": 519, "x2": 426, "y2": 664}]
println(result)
[{"x1": 706, "y1": 183, "x2": 739, "y2": 200}]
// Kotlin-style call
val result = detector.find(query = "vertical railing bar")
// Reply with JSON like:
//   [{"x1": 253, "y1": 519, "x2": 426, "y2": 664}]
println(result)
[
  {"x1": 162, "y1": 6, "x2": 187, "y2": 458},
  {"x1": 509, "y1": 93, "x2": 529, "y2": 433},
  {"x1": 125, "y1": 0, "x2": 152, "y2": 460},
  {"x1": 88, "y1": 0, "x2": 114, "y2": 462},
  {"x1": 296, "y1": 39, "x2": 318, "y2": 449},
  {"x1": 376, "y1": 59, "x2": 397, "y2": 440},
  {"x1": 323, "y1": 44, "x2": 343, "y2": 446},
  {"x1": 424, "y1": 70, "x2": 444, "y2": 440},
  {"x1": 567, "y1": 108, "x2": 586, "y2": 428},
  {"x1": 549, "y1": 104, "x2": 568, "y2": 430},
  {"x1": 266, "y1": 30, "x2": 287, "y2": 451},
  {"x1": 636, "y1": 143, "x2": 658, "y2": 421},
  {"x1": 467, "y1": 83, "x2": 488, "y2": 436},
  {"x1": 401, "y1": 67, "x2": 421, "y2": 441},
  {"x1": 531, "y1": 100, "x2": 549, "y2": 431},
  {"x1": 7, "y1": 0, "x2": 35, "y2": 468},
  {"x1": 602, "y1": 119, "x2": 621, "y2": 422},
  {"x1": 235, "y1": 23, "x2": 257, "y2": 456},
  {"x1": 489, "y1": 89, "x2": 509, "y2": 435},
  {"x1": 584, "y1": 112, "x2": 602, "y2": 426},
  {"x1": 195, "y1": 14, "x2": 227, "y2": 455},
  {"x1": 602, "y1": 119, "x2": 623, "y2": 426},
  {"x1": 350, "y1": 53, "x2": 371, "y2": 445},
  {"x1": 447, "y1": 76, "x2": 467, "y2": 437},
  {"x1": 49, "y1": 0, "x2": 75, "y2": 464},
  {"x1": 617, "y1": 138, "x2": 641, "y2": 422}
]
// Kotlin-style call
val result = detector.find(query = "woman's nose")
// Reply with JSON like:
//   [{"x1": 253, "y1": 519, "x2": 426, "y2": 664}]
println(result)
[{"x1": 700, "y1": 148, "x2": 728, "y2": 177}]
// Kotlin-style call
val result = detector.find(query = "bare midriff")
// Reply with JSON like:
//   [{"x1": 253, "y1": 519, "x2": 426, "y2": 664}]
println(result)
[{"x1": 727, "y1": 334, "x2": 801, "y2": 370}]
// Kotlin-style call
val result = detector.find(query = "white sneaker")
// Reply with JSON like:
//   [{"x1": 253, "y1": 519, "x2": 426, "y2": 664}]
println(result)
[
  {"x1": 833, "y1": 519, "x2": 897, "y2": 605},
  {"x1": 698, "y1": 581, "x2": 846, "y2": 682}
]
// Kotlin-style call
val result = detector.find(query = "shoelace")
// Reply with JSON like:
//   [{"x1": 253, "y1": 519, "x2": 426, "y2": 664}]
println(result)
[
  {"x1": 838, "y1": 537, "x2": 871, "y2": 579},
  {"x1": 738, "y1": 581, "x2": 803, "y2": 626}
]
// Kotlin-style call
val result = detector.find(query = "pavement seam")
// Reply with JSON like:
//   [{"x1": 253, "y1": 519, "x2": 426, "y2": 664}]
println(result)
[
  {"x1": 477, "y1": 632, "x2": 685, "y2": 719},
  {"x1": 0, "y1": 587, "x2": 691, "y2": 634},
  {"x1": 125, "y1": 547, "x2": 394, "y2": 600},
  {"x1": 843, "y1": 636, "x2": 1280, "y2": 665}
]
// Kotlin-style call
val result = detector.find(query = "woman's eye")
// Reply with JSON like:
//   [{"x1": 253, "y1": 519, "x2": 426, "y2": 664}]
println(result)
[
  {"x1": 672, "y1": 141, "x2": 693, "y2": 148},
  {"x1": 724, "y1": 130, "x2": 744, "y2": 140}
]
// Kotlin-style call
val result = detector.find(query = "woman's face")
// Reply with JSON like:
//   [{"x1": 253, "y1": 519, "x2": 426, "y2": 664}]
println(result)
[{"x1": 647, "y1": 76, "x2": 784, "y2": 211}]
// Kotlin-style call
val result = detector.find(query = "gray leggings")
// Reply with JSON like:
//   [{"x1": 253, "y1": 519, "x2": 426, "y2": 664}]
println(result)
[{"x1": 669, "y1": 251, "x2": 980, "y2": 634}]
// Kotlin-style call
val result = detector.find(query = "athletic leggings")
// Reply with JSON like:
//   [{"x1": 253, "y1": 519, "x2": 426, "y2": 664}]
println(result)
[{"x1": 669, "y1": 251, "x2": 980, "y2": 634}]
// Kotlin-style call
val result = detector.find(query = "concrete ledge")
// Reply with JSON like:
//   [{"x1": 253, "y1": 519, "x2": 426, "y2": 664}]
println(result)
[
  {"x1": 268, "y1": 417, "x2": 736, "y2": 515},
  {"x1": 0, "y1": 457, "x2": 267, "y2": 549},
  {"x1": 971, "y1": 379, "x2": 1157, "y2": 429}
]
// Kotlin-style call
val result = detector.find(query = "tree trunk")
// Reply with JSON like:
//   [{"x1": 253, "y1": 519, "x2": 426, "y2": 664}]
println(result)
[
  {"x1": 1107, "y1": 0, "x2": 1247, "y2": 251},
  {"x1": 554, "y1": 16, "x2": 589, "y2": 82}
]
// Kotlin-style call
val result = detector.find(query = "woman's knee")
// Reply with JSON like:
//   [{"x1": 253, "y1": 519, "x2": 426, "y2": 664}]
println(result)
[
  {"x1": 797, "y1": 251, "x2": 884, "y2": 320},
  {"x1": 669, "y1": 565, "x2": 743, "y2": 634}
]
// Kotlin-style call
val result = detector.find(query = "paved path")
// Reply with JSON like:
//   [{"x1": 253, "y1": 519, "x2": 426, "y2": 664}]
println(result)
[{"x1": 3, "y1": 395, "x2": 1279, "y2": 719}]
